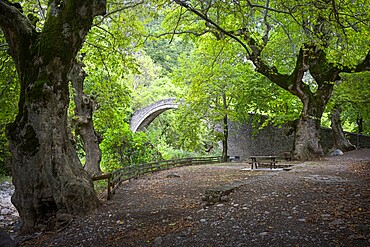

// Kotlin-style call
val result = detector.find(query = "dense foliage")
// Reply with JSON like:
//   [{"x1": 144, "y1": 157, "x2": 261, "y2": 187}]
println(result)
[
  {"x1": 164, "y1": 0, "x2": 370, "y2": 160},
  {"x1": 0, "y1": 36, "x2": 18, "y2": 175},
  {"x1": 332, "y1": 72, "x2": 370, "y2": 135},
  {"x1": 0, "y1": 0, "x2": 369, "y2": 174}
]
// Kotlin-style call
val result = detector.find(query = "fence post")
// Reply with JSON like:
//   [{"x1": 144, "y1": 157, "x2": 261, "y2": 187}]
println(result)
[
  {"x1": 136, "y1": 164, "x2": 140, "y2": 179},
  {"x1": 107, "y1": 175, "x2": 111, "y2": 200}
]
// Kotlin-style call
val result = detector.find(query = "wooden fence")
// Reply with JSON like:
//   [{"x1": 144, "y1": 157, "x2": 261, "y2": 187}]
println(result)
[{"x1": 92, "y1": 156, "x2": 221, "y2": 200}]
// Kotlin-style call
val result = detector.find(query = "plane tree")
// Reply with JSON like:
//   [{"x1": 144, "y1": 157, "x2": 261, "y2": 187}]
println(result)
[
  {"x1": 169, "y1": 0, "x2": 370, "y2": 160},
  {"x1": 0, "y1": 0, "x2": 106, "y2": 232}
]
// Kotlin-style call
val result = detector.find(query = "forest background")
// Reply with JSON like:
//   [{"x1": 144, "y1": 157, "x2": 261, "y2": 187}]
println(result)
[{"x1": 1, "y1": 0, "x2": 369, "y2": 175}]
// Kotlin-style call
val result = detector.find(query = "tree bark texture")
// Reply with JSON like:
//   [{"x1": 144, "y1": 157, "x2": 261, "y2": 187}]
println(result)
[
  {"x1": 292, "y1": 99, "x2": 325, "y2": 160},
  {"x1": 0, "y1": 1, "x2": 106, "y2": 233},
  {"x1": 69, "y1": 60, "x2": 102, "y2": 177},
  {"x1": 330, "y1": 106, "x2": 356, "y2": 151},
  {"x1": 253, "y1": 45, "x2": 335, "y2": 160}
]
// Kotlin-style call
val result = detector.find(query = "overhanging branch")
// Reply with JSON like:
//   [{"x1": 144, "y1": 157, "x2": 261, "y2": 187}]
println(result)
[
  {"x1": 171, "y1": 0, "x2": 306, "y2": 97},
  {"x1": 0, "y1": 1, "x2": 35, "y2": 71},
  {"x1": 245, "y1": 0, "x2": 293, "y2": 14},
  {"x1": 152, "y1": 30, "x2": 211, "y2": 39},
  {"x1": 93, "y1": 1, "x2": 144, "y2": 26},
  {"x1": 173, "y1": 0, "x2": 251, "y2": 57},
  {"x1": 353, "y1": 51, "x2": 370, "y2": 72}
]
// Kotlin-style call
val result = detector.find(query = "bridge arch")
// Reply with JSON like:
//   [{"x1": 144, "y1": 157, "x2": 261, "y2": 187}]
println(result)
[{"x1": 130, "y1": 98, "x2": 180, "y2": 132}]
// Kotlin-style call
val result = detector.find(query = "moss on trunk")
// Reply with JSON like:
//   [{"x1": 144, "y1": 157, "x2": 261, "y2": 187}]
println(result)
[{"x1": 1, "y1": 0, "x2": 106, "y2": 233}]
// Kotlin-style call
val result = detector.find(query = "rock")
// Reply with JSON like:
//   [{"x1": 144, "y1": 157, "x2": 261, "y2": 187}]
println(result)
[
  {"x1": 166, "y1": 173, "x2": 181, "y2": 178},
  {"x1": 321, "y1": 214, "x2": 331, "y2": 220},
  {"x1": 185, "y1": 216, "x2": 193, "y2": 221},
  {"x1": 330, "y1": 149, "x2": 344, "y2": 156},
  {"x1": 202, "y1": 181, "x2": 245, "y2": 205},
  {"x1": 220, "y1": 195, "x2": 229, "y2": 202},
  {"x1": 330, "y1": 219, "x2": 344, "y2": 225},
  {"x1": 1, "y1": 209, "x2": 11, "y2": 215},
  {"x1": 151, "y1": 236, "x2": 163, "y2": 246},
  {"x1": 0, "y1": 229, "x2": 15, "y2": 247},
  {"x1": 56, "y1": 213, "x2": 73, "y2": 223}
]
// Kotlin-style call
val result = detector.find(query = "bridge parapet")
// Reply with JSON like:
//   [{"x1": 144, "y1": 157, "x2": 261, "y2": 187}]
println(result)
[{"x1": 130, "y1": 98, "x2": 180, "y2": 132}]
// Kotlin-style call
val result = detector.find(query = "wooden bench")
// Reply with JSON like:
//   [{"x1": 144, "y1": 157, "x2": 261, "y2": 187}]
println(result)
[{"x1": 248, "y1": 155, "x2": 278, "y2": 169}]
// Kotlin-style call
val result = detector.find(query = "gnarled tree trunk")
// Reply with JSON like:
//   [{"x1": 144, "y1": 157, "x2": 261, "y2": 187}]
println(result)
[
  {"x1": 7, "y1": 58, "x2": 100, "y2": 231},
  {"x1": 330, "y1": 106, "x2": 356, "y2": 151},
  {"x1": 0, "y1": 1, "x2": 106, "y2": 233},
  {"x1": 293, "y1": 98, "x2": 326, "y2": 160},
  {"x1": 69, "y1": 60, "x2": 102, "y2": 177}
]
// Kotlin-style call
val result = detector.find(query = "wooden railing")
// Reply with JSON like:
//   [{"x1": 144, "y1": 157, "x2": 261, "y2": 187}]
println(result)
[{"x1": 92, "y1": 156, "x2": 221, "y2": 200}]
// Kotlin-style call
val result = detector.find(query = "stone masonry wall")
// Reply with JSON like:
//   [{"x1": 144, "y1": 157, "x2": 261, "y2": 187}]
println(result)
[
  {"x1": 227, "y1": 121, "x2": 294, "y2": 161},
  {"x1": 228, "y1": 120, "x2": 370, "y2": 161}
]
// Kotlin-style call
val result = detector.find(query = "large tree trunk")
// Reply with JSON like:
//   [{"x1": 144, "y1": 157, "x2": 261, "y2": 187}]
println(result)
[
  {"x1": 330, "y1": 106, "x2": 356, "y2": 151},
  {"x1": 293, "y1": 101, "x2": 324, "y2": 160},
  {"x1": 69, "y1": 60, "x2": 102, "y2": 177},
  {"x1": 7, "y1": 57, "x2": 100, "y2": 233},
  {"x1": 293, "y1": 119, "x2": 323, "y2": 160},
  {"x1": 0, "y1": 1, "x2": 106, "y2": 233}
]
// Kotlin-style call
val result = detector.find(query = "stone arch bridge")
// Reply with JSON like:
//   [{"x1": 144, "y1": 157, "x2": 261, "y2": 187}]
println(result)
[
  {"x1": 130, "y1": 98, "x2": 180, "y2": 132},
  {"x1": 130, "y1": 98, "x2": 370, "y2": 160}
]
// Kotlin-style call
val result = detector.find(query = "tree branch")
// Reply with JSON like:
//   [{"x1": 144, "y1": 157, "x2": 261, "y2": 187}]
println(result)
[
  {"x1": 85, "y1": 41, "x2": 111, "y2": 82},
  {"x1": 0, "y1": 1, "x2": 35, "y2": 75},
  {"x1": 262, "y1": 0, "x2": 271, "y2": 45},
  {"x1": 270, "y1": 16, "x2": 296, "y2": 55},
  {"x1": 353, "y1": 51, "x2": 370, "y2": 72},
  {"x1": 169, "y1": 6, "x2": 186, "y2": 44},
  {"x1": 93, "y1": 1, "x2": 144, "y2": 27},
  {"x1": 152, "y1": 30, "x2": 211, "y2": 39},
  {"x1": 38, "y1": 0, "x2": 106, "y2": 65},
  {"x1": 173, "y1": 0, "x2": 251, "y2": 57},
  {"x1": 245, "y1": 0, "x2": 292, "y2": 14},
  {"x1": 37, "y1": 0, "x2": 46, "y2": 21},
  {"x1": 324, "y1": 50, "x2": 370, "y2": 76}
]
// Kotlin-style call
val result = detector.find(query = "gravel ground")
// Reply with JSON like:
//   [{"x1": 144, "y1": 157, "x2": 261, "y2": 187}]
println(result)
[{"x1": 9, "y1": 149, "x2": 370, "y2": 246}]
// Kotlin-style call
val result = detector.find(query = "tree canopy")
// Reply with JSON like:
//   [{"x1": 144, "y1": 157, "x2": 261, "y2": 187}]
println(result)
[{"x1": 164, "y1": 0, "x2": 370, "y2": 160}]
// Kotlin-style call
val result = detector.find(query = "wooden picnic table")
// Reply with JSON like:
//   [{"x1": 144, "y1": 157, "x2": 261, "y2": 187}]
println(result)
[{"x1": 249, "y1": 155, "x2": 278, "y2": 169}]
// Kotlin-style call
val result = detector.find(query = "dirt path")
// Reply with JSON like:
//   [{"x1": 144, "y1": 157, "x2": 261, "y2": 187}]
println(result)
[{"x1": 17, "y1": 149, "x2": 370, "y2": 246}]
